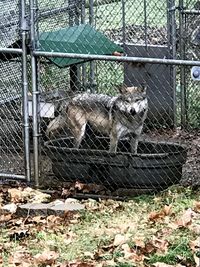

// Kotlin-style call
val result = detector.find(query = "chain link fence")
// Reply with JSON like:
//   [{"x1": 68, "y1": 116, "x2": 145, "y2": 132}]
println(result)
[
  {"x1": 26, "y1": 0, "x2": 199, "y2": 195},
  {"x1": 0, "y1": 0, "x2": 28, "y2": 180},
  {"x1": 0, "y1": 0, "x2": 199, "y2": 191}
]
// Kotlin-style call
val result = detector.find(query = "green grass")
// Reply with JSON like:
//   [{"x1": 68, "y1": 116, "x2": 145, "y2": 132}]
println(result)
[
  {"x1": 148, "y1": 237, "x2": 194, "y2": 265},
  {"x1": 1, "y1": 186, "x2": 200, "y2": 266}
]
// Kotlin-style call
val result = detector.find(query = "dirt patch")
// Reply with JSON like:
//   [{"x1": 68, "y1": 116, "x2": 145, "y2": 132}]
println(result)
[{"x1": 106, "y1": 24, "x2": 168, "y2": 45}]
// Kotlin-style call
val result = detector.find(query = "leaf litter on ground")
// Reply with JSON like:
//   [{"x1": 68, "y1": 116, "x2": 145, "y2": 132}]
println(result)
[{"x1": 0, "y1": 184, "x2": 200, "y2": 266}]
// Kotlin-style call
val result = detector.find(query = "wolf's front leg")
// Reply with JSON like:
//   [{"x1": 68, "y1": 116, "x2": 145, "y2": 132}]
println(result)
[
  {"x1": 109, "y1": 130, "x2": 118, "y2": 153},
  {"x1": 130, "y1": 135, "x2": 139, "y2": 154}
]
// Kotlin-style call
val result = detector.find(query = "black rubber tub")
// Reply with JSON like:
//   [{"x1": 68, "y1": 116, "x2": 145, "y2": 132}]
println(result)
[{"x1": 44, "y1": 137, "x2": 187, "y2": 191}]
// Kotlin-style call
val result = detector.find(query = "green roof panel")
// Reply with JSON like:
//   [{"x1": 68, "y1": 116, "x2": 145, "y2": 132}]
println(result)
[{"x1": 39, "y1": 24, "x2": 123, "y2": 67}]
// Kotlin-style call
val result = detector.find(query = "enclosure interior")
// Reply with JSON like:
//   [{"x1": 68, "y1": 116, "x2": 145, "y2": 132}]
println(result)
[{"x1": 0, "y1": 0, "x2": 199, "y2": 190}]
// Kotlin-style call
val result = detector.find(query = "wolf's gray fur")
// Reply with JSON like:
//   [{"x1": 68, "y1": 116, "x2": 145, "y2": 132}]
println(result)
[{"x1": 46, "y1": 86, "x2": 148, "y2": 153}]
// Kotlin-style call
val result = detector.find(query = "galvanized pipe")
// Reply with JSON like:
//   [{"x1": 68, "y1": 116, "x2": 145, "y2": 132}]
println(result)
[
  {"x1": 21, "y1": 0, "x2": 31, "y2": 182},
  {"x1": 33, "y1": 50, "x2": 200, "y2": 66},
  {"x1": 144, "y1": 0, "x2": 148, "y2": 48},
  {"x1": 81, "y1": 0, "x2": 86, "y2": 89},
  {"x1": 182, "y1": 9, "x2": 200, "y2": 15},
  {"x1": 179, "y1": 0, "x2": 187, "y2": 128},
  {"x1": 0, "y1": 48, "x2": 22, "y2": 54},
  {"x1": 121, "y1": 0, "x2": 126, "y2": 44},
  {"x1": 167, "y1": 0, "x2": 177, "y2": 127},
  {"x1": 89, "y1": 0, "x2": 96, "y2": 92},
  {"x1": 0, "y1": 173, "x2": 26, "y2": 179},
  {"x1": 30, "y1": 0, "x2": 40, "y2": 187}
]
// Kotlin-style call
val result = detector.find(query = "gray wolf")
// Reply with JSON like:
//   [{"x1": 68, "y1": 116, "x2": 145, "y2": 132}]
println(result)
[{"x1": 46, "y1": 85, "x2": 148, "y2": 153}]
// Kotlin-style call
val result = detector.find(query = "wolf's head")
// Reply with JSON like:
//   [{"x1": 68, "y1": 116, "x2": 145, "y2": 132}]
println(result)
[{"x1": 115, "y1": 85, "x2": 148, "y2": 116}]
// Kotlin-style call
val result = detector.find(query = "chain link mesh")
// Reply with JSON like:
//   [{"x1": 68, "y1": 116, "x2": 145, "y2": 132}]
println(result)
[
  {"x1": 28, "y1": 0, "x2": 198, "y2": 197},
  {"x1": 0, "y1": 0, "x2": 27, "y2": 178},
  {"x1": 0, "y1": 0, "x2": 199, "y2": 192}
]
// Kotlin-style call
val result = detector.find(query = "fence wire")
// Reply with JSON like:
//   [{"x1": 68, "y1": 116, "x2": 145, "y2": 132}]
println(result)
[
  {"x1": 0, "y1": 0, "x2": 199, "y2": 193},
  {"x1": 0, "y1": 0, "x2": 29, "y2": 179},
  {"x1": 26, "y1": 0, "x2": 198, "y2": 196}
]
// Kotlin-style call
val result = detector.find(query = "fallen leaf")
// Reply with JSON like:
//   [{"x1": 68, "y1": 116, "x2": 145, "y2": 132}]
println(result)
[
  {"x1": 153, "y1": 263, "x2": 184, "y2": 267},
  {"x1": 194, "y1": 254, "x2": 200, "y2": 267},
  {"x1": 113, "y1": 234, "x2": 128, "y2": 246},
  {"x1": 148, "y1": 211, "x2": 163, "y2": 221},
  {"x1": 175, "y1": 208, "x2": 195, "y2": 228},
  {"x1": 34, "y1": 250, "x2": 59, "y2": 265},
  {"x1": 1, "y1": 203, "x2": 17, "y2": 213},
  {"x1": 8, "y1": 188, "x2": 23, "y2": 203},
  {"x1": 163, "y1": 205, "x2": 172, "y2": 216},
  {"x1": 189, "y1": 223, "x2": 200, "y2": 234},
  {"x1": 194, "y1": 201, "x2": 200, "y2": 213},
  {"x1": 121, "y1": 243, "x2": 132, "y2": 258},
  {"x1": 149, "y1": 205, "x2": 172, "y2": 222},
  {"x1": 64, "y1": 261, "x2": 95, "y2": 266},
  {"x1": 8, "y1": 249, "x2": 32, "y2": 266},
  {"x1": 83, "y1": 251, "x2": 95, "y2": 259},
  {"x1": 134, "y1": 238, "x2": 146, "y2": 248},
  {"x1": 189, "y1": 237, "x2": 200, "y2": 252},
  {"x1": 151, "y1": 237, "x2": 169, "y2": 254},
  {"x1": 0, "y1": 214, "x2": 12, "y2": 223}
]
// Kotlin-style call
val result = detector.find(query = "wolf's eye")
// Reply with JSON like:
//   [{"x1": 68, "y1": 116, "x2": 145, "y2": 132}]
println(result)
[{"x1": 135, "y1": 98, "x2": 141, "y2": 102}]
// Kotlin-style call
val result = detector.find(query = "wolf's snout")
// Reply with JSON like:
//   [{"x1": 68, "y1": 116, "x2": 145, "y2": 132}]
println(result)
[{"x1": 130, "y1": 108, "x2": 136, "y2": 116}]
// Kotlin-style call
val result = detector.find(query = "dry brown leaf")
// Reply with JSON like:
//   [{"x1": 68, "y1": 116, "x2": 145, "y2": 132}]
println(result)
[
  {"x1": 189, "y1": 223, "x2": 200, "y2": 234},
  {"x1": 0, "y1": 214, "x2": 12, "y2": 223},
  {"x1": 151, "y1": 237, "x2": 169, "y2": 254},
  {"x1": 149, "y1": 205, "x2": 172, "y2": 222},
  {"x1": 134, "y1": 238, "x2": 146, "y2": 248},
  {"x1": 144, "y1": 241, "x2": 156, "y2": 254},
  {"x1": 34, "y1": 250, "x2": 59, "y2": 265},
  {"x1": 8, "y1": 188, "x2": 23, "y2": 203},
  {"x1": 97, "y1": 260, "x2": 115, "y2": 266},
  {"x1": 121, "y1": 243, "x2": 132, "y2": 259},
  {"x1": 0, "y1": 256, "x2": 3, "y2": 265},
  {"x1": 64, "y1": 261, "x2": 95, "y2": 267},
  {"x1": 189, "y1": 237, "x2": 200, "y2": 252},
  {"x1": 194, "y1": 254, "x2": 200, "y2": 267},
  {"x1": 153, "y1": 263, "x2": 184, "y2": 267},
  {"x1": 8, "y1": 249, "x2": 32, "y2": 266},
  {"x1": 148, "y1": 211, "x2": 164, "y2": 221},
  {"x1": 163, "y1": 205, "x2": 172, "y2": 216},
  {"x1": 121, "y1": 243, "x2": 146, "y2": 263},
  {"x1": 113, "y1": 234, "x2": 128, "y2": 247},
  {"x1": 175, "y1": 208, "x2": 195, "y2": 228},
  {"x1": 47, "y1": 215, "x2": 62, "y2": 225},
  {"x1": 194, "y1": 201, "x2": 200, "y2": 213}
]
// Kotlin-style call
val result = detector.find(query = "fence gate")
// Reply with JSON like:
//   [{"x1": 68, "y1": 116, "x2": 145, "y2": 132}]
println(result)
[
  {"x1": 0, "y1": 0, "x2": 30, "y2": 182},
  {"x1": 22, "y1": 0, "x2": 198, "y2": 193},
  {"x1": 0, "y1": 0, "x2": 199, "y2": 188}
]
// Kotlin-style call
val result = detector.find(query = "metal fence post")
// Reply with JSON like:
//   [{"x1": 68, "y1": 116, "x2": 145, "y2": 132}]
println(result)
[
  {"x1": 179, "y1": 0, "x2": 187, "y2": 128},
  {"x1": 30, "y1": 0, "x2": 40, "y2": 186},
  {"x1": 21, "y1": 0, "x2": 31, "y2": 182},
  {"x1": 89, "y1": 0, "x2": 96, "y2": 92},
  {"x1": 167, "y1": 0, "x2": 177, "y2": 127}
]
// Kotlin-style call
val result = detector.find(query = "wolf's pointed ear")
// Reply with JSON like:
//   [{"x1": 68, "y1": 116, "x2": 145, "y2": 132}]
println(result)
[
  {"x1": 141, "y1": 85, "x2": 147, "y2": 94},
  {"x1": 118, "y1": 84, "x2": 128, "y2": 94}
]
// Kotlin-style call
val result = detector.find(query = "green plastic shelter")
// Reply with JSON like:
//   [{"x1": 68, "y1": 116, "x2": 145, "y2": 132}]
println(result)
[{"x1": 39, "y1": 24, "x2": 123, "y2": 67}]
